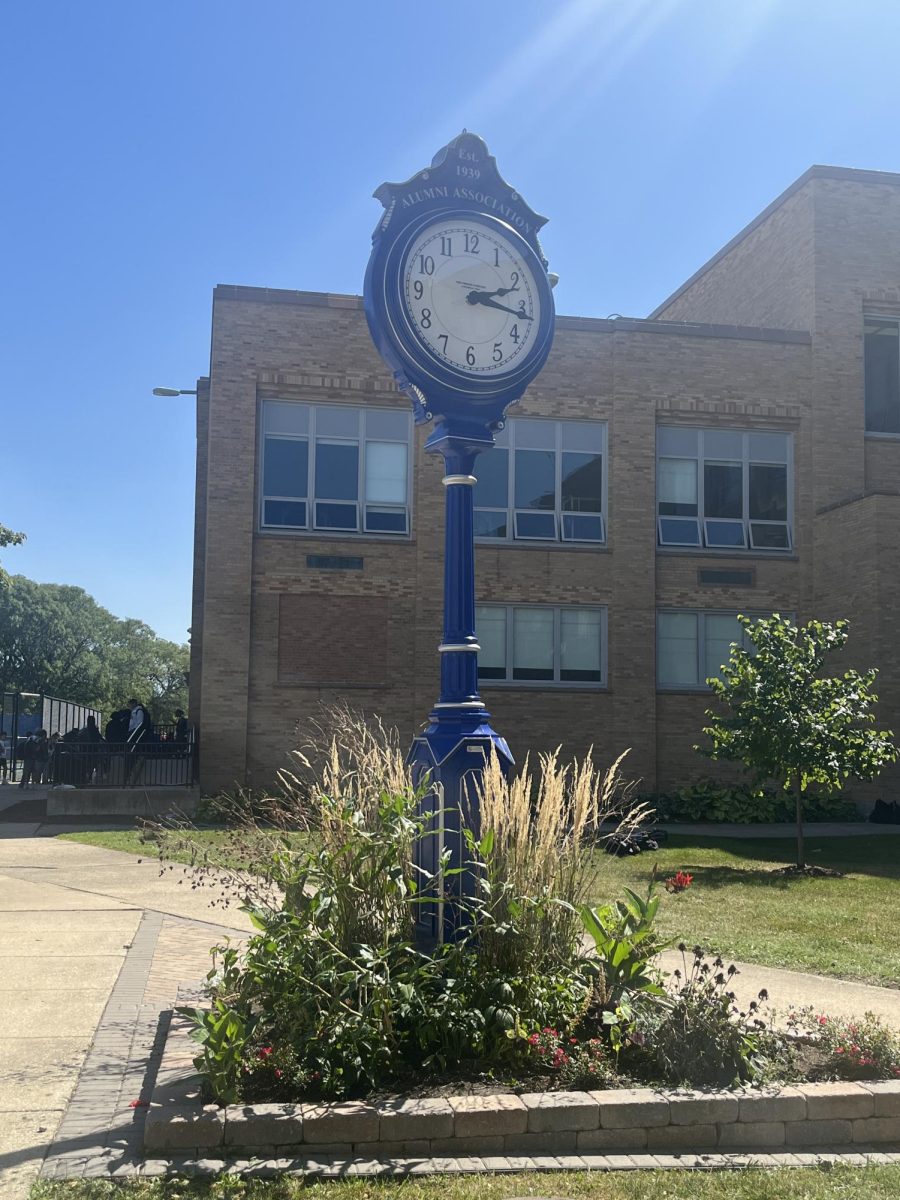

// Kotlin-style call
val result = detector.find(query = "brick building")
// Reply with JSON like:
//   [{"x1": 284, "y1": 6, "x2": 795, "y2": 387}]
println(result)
[{"x1": 189, "y1": 165, "x2": 900, "y2": 800}]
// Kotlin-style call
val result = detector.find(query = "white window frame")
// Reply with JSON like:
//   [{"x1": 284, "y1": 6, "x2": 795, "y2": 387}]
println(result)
[
  {"x1": 656, "y1": 609, "x2": 779, "y2": 691},
  {"x1": 259, "y1": 401, "x2": 412, "y2": 537},
  {"x1": 656, "y1": 426, "x2": 793, "y2": 553},
  {"x1": 864, "y1": 314, "x2": 900, "y2": 437},
  {"x1": 476, "y1": 603, "x2": 608, "y2": 689},
  {"x1": 474, "y1": 418, "x2": 607, "y2": 546}
]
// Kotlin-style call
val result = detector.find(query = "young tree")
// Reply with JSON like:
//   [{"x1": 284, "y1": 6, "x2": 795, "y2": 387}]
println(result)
[{"x1": 699, "y1": 615, "x2": 896, "y2": 870}]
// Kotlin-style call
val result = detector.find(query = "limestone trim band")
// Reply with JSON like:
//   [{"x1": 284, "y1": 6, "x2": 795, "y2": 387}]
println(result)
[{"x1": 442, "y1": 474, "x2": 477, "y2": 486}]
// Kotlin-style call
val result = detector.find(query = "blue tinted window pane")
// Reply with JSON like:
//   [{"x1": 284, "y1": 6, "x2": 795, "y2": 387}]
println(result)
[
  {"x1": 515, "y1": 512, "x2": 556, "y2": 539},
  {"x1": 704, "y1": 520, "x2": 746, "y2": 547},
  {"x1": 316, "y1": 442, "x2": 358, "y2": 500},
  {"x1": 475, "y1": 510, "x2": 507, "y2": 538},
  {"x1": 473, "y1": 448, "x2": 509, "y2": 508},
  {"x1": 562, "y1": 513, "x2": 604, "y2": 542},
  {"x1": 514, "y1": 449, "x2": 555, "y2": 510},
  {"x1": 562, "y1": 452, "x2": 602, "y2": 512},
  {"x1": 365, "y1": 507, "x2": 407, "y2": 533},
  {"x1": 315, "y1": 502, "x2": 357, "y2": 530},
  {"x1": 659, "y1": 517, "x2": 701, "y2": 545},
  {"x1": 264, "y1": 438, "x2": 308, "y2": 498},
  {"x1": 263, "y1": 499, "x2": 307, "y2": 527}
]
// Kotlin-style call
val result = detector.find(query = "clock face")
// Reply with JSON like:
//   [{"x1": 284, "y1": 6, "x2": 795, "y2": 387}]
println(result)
[{"x1": 400, "y1": 218, "x2": 542, "y2": 378}]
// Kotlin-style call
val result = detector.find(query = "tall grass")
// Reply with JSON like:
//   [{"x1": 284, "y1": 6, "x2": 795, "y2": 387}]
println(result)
[{"x1": 468, "y1": 747, "x2": 649, "y2": 974}]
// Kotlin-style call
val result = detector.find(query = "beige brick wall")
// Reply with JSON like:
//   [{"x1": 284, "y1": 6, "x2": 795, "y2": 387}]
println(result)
[
  {"x1": 196, "y1": 288, "x2": 819, "y2": 796},
  {"x1": 653, "y1": 185, "x2": 815, "y2": 330}
]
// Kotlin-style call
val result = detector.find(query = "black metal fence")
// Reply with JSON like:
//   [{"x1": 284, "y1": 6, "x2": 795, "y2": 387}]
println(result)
[
  {"x1": 48, "y1": 741, "x2": 197, "y2": 789},
  {"x1": 2, "y1": 691, "x2": 196, "y2": 788}
]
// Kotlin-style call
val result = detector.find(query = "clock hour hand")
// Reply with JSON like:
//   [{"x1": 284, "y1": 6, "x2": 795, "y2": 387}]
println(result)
[{"x1": 471, "y1": 294, "x2": 533, "y2": 320}]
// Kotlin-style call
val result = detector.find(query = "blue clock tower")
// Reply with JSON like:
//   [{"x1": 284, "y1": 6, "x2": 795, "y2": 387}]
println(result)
[{"x1": 364, "y1": 132, "x2": 556, "y2": 945}]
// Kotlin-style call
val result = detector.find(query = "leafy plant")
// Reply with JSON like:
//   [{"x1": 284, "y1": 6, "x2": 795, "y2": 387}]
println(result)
[
  {"x1": 526, "y1": 1027, "x2": 615, "y2": 1088},
  {"x1": 642, "y1": 779, "x2": 857, "y2": 825},
  {"x1": 788, "y1": 1009, "x2": 900, "y2": 1080},
  {"x1": 632, "y1": 945, "x2": 790, "y2": 1087},
  {"x1": 699, "y1": 616, "x2": 896, "y2": 867},
  {"x1": 579, "y1": 880, "x2": 667, "y2": 1016}
]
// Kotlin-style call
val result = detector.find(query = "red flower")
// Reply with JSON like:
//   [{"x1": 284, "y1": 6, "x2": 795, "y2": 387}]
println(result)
[
  {"x1": 257, "y1": 1046, "x2": 273, "y2": 1060},
  {"x1": 665, "y1": 871, "x2": 694, "y2": 893},
  {"x1": 817, "y1": 1015, "x2": 829, "y2": 1026}
]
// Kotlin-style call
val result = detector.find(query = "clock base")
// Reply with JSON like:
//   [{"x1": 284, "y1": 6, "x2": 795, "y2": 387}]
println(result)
[{"x1": 408, "y1": 709, "x2": 514, "y2": 949}]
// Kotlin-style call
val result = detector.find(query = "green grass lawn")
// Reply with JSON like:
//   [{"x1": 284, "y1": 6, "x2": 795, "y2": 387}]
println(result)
[
  {"x1": 30, "y1": 1166, "x2": 900, "y2": 1195},
  {"x1": 593, "y1": 834, "x2": 900, "y2": 986},
  {"x1": 57, "y1": 828, "x2": 900, "y2": 985},
  {"x1": 29, "y1": 1166, "x2": 900, "y2": 1200}
]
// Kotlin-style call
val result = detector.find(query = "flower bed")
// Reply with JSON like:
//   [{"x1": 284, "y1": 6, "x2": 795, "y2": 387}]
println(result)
[{"x1": 145, "y1": 1000, "x2": 900, "y2": 1158}]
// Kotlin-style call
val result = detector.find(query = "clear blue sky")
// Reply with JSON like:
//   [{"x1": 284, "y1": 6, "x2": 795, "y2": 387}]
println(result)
[{"x1": 3, "y1": 0, "x2": 899, "y2": 646}]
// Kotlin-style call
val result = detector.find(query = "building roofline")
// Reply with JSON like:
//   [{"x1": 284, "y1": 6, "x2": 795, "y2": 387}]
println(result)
[
  {"x1": 213, "y1": 284, "x2": 809, "y2": 345},
  {"x1": 648, "y1": 164, "x2": 900, "y2": 320}
]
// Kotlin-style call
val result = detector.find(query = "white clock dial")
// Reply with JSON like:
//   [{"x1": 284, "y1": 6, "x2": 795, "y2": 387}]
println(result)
[{"x1": 401, "y1": 219, "x2": 542, "y2": 377}]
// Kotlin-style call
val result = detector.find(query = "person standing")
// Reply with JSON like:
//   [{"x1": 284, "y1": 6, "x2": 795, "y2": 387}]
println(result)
[
  {"x1": 174, "y1": 709, "x2": 188, "y2": 743},
  {"x1": 125, "y1": 699, "x2": 151, "y2": 784},
  {"x1": 33, "y1": 730, "x2": 50, "y2": 785},
  {"x1": 0, "y1": 730, "x2": 8, "y2": 784}
]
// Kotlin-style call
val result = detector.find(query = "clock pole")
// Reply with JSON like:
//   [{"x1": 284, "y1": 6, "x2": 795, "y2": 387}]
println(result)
[{"x1": 363, "y1": 132, "x2": 555, "y2": 948}]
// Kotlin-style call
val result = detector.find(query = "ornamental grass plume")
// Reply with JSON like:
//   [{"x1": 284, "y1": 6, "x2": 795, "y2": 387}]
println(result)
[{"x1": 469, "y1": 746, "x2": 651, "y2": 972}]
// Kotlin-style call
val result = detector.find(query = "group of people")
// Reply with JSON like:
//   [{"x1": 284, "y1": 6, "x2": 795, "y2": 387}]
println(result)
[{"x1": 0, "y1": 701, "x2": 191, "y2": 788}]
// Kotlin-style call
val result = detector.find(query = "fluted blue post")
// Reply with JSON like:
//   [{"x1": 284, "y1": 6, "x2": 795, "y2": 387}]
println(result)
[{"x1": 408, "y1": 421, "x2": 514, "y2": 948}]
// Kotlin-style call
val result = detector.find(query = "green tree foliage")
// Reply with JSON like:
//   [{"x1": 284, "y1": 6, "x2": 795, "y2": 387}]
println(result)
[
  {"x1": 0, "y1": 574, "x2": 188, "y2": 722},
  {"x1": 699, "y1": 615, "x2": 896, "y2": 868},
  {"x1": 0, "y1": 524, "x2": 25, "y2": 549}
]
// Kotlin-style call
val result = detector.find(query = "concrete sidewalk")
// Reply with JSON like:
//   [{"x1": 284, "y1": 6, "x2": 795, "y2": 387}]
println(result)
[
  {"x1": 0, "y1": 827, "x2": 252, "y2": 1198},
  {"x1": 0, "y1": 826, "x2": 898, "y2": 1195}
]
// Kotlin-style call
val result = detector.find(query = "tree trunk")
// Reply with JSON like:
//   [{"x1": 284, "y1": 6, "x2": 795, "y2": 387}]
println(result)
[{"x1": 795, "y1": 771, "x2": 805, "y2": 870}]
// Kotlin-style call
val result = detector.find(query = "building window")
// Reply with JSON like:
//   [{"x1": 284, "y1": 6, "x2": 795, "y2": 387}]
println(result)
[
  {"x1": 865, "y1": 317, "x2": 900, "y2": 434},
  {"x1": 476, "y1": 604, "x2": 607, "y2": 687},
  {"x1": 474, "y1": 419, "x2": 606, "y2": 544},
  {"x1": 261, "y1": 402, "x2": 411, "y2": 535},
  {"x1": 657, "y1": 610, "x2": 759, "y2": 689},
  {"x1": 657, "y1": 426, "x2": 792, "y2": 552}
]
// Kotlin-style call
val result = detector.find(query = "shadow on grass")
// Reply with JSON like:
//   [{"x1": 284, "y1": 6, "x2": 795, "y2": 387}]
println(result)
[{"x1": 660, "y1": 835, "x2": 900, "y2": 881}]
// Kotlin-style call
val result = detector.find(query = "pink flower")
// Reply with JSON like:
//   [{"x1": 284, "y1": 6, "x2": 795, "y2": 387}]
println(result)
[{"x1": 257, "y1": 1046, "x2": 273, "y2": 1060}]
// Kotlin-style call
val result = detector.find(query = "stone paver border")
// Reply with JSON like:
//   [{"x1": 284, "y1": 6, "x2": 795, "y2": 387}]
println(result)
[{"x1": 146, "y1": 1005, "x2": 900, "y2": 1164}]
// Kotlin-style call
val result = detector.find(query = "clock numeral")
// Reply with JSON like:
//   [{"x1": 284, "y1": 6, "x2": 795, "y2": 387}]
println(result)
[
  {"x1": 510, "y1": 271, "x2": 519, "y2": 288},
  {"x1": 440, "y1": 236, "x2": 452, "y2": 256},
  {"x1": 420, "y1": 308, "x2": 432, "y2": 329},
  {"x1": 413, "y1": 280, "x2": 424, "y2": 301},
  {"x1": 438, "y1": 334, "x2": 448, "y2": 353},
  {"x1": 493, "y1": 247, "x2": 500, "y2": 267},
  {"x1": 464, "y1": 232, "x2": 480, "y2": 254},
  {"x1": 493, "y1": 342, "x2": 503, "y2": 363},
  {"x1": 510, "y1": 324, "x2": 520, "y2": 344},
  {"x1": 418, "y1": 254, "x2": 435, "y2": 275},
  {"x1": 466, "y1": 345, "x2": 476, "y2": 366},
  {"x1": 518, "y1": 300, "x2": 527, "y2": 317}
]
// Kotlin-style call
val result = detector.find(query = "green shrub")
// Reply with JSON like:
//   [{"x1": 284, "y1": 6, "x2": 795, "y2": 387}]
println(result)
[
  {"x1": 630, "y1": 946, "x2": 793, "y2": 1087},
  {"x1": 641, "y1": 779, "x2": 857, "y2": 824},
  {"x1": 789, "y1": 1009, "x2": 900, "y2": 1081}
]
